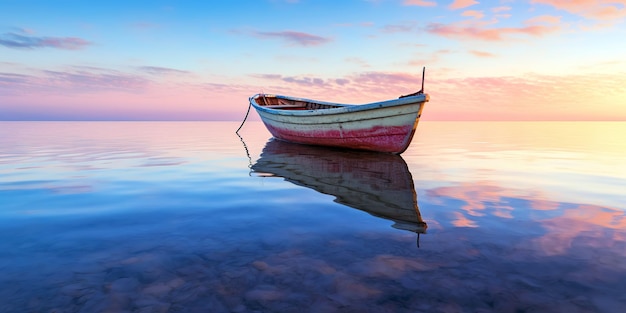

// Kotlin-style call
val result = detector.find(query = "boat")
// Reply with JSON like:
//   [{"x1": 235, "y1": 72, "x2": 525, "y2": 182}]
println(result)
[
  {"x1": 251, "y1": 139, "x2": 427, "y2": 240},
  {"x1": 247, "y1": 69, "x2": 429, "y2": 154}
]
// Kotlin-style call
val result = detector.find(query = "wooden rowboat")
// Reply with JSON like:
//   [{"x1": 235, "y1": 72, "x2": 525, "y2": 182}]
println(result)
[
  {"x1": 249, "y1": 91, "x2": 429, "y2": 154},
  {"x1": 251, "y1": 139, "x2": 427, "y2": 238}
]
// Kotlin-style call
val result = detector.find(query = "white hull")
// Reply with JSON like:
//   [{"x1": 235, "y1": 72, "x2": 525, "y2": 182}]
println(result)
[{"x1": 249, "y1": 93, "x2": 429, "y2": 154}]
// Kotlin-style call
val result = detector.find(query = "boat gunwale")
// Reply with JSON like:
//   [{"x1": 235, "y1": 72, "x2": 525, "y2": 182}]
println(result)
[{"x1": 249, "y1": 93, "x2": 429, "y2": 117}]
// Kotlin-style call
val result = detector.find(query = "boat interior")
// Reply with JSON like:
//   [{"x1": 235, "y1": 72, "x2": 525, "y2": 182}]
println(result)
[{"x1": 254, "y1": 94, "x2": 341, "y2": 110}]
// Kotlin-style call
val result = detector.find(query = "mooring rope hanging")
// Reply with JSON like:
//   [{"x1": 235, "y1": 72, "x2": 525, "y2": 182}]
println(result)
[{"x1": 235, "y1": 101, "x2": 252, "y2": 134}]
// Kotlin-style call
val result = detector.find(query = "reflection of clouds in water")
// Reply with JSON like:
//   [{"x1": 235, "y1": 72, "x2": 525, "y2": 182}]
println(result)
[
  {"x1": 530, "y1": 204, "x2": 626, "y2": 256},
  {"x1": 451, "y1": 211, "x2": 478, "y2": 227},
  {"x1": 529, "y1": 198, "x2": 561, "y2": 211},
  {"x1": 425, "y1": 181, "x2": 626, "y2": 262},
  {"x1": 427, "y1": 183, "x2": 517, "y2": 217}
]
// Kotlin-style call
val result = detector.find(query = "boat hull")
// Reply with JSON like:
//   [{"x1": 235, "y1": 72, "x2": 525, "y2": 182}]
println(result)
[{"x1": 250, "y1": 94, "x2": 428, "y2": 154}]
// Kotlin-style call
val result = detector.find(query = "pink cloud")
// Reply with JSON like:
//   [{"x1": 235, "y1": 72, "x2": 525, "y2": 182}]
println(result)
[
  {"x1": 448, "y1": 0, "x2": 479, "y2": 10},
  {"x1": 451, "y1": 212, "x2": 478, "y2": 227},
  {"x1": 408, "y1": 49, "x2": 454, "y2": 68},
  {"x1": 253, "y1": 30, "x2": 331, "y2": 46},
  {"x1": 461, "y1": 10, "x2": 485, "y2": 19},
  {"x1": 525, "y1": 14, "x2": 563, "y2": 25},
  {"x1": 469, "y1": 50, "x2": 495, "y2": 57},
  {"x1": 403, "y1": 0, "x2": 437, "y2": 6},
  {"x1": 425, "y1": 22, "x2": 560, "y2": 41},
  {"x1": 531, "y1": 0, "x2": 626, "y2": 20}
]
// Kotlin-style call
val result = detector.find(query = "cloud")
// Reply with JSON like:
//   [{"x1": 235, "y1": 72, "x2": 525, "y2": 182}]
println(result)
[
  {"x1": 42, "y1": 69, "x2": 150, "y2": 91},
  {"x1": 408, "y1": 49, "x2": 455, "y2": 68},
  {"x1": 250, "y1": 73, "x2": 329, "y2": 87},
  {"x1": 335, "y1": 78, "x2": 350, "y2": 86},
  {"x1": 252, "y1": 30, "x2": 331, "y2": 46},
  {"x1": 352, "y1": 72, "x2": 421, "y2": 85},
  {"x1": 403, "y1": 0, "x2": 437, "y2": 6},
  {"x1": 462, "y1": 10, "x2": 485, "y2": 19},
  {"x1": 382, "y1": 22, "x2": 416, "y2": 33},
  {"x1": 0, "y1": 32, "x2": 91, "y2": 50},
  {"x1": 0, "y1": 67, "x2": 151, "y2": 94},
  {"x1": 469, "y1": 50, "x2": 496, "y2": 57},
  {"x1": 0, "y1": 72, "x2": 30, "y2": 84},
  {"x1": 425, "y1": 22, "x2": 560, "y2": 41},
  {"x1": 137, "y1": 66, "x2": 190, "y2": 76},
  {"x1": 253, "y1": 73, "x2": 283, "y2": 80},
  {"x1": 525, "y1": 15, "x2": 563, "y2": 25},
  {"x1": 531, "y1": 0, "x2": 626, "y2": 20},
  {"x1": 449, "y1": 0, "x2": 479, "y2": 10},
  {"x1": 282, "y1": 76, "x2": 327, "y2": 86}
]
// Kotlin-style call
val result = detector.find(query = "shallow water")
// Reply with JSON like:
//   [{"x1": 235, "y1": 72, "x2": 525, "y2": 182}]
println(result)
[{"x1": 1, "y1": 121, "x2": 625, "y2": 312}]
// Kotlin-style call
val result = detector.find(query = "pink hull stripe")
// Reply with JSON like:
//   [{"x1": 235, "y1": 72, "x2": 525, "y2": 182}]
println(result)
[{"x1": 265, "y1": 123, "x2": 416, "y2": 153}]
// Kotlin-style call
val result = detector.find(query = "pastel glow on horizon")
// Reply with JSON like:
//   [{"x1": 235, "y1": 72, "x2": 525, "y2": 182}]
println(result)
[{"x1": 1, "y1": 0, "x2": 625, "y2": 121}]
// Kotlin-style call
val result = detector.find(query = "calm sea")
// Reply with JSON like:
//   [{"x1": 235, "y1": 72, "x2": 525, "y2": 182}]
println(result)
[{"x1": 1, "y1": 121, "x2": 625, "y2": 312}]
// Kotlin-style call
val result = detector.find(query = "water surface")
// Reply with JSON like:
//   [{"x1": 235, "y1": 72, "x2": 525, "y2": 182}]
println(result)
[{"x1": 1, "y1": 121, "x2": 625, "y2": 312}]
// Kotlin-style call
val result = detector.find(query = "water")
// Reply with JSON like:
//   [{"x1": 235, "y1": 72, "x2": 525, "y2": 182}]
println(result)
[{"x1": 1, "y1": 121, "x2": 625, "y2": 312}]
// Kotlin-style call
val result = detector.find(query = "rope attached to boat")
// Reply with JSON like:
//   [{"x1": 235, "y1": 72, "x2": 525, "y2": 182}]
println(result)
[{"x1": 236, "y1": 100, "x2": 252, "y2": 134}]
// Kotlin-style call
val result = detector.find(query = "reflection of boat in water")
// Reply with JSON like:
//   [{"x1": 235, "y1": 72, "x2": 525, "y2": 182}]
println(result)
[{"x1": 251, "y1": 139, "x2": 427, "y2": 243}]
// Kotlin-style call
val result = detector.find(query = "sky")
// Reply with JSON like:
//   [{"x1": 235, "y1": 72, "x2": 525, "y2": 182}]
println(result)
[{"x1": 1, "y1": 0, "x2": 626, "y2": 121}]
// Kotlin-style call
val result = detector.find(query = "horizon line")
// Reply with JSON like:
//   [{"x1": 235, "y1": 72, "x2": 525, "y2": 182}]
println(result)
[{"x1": 1, "y1": 119, "x2": 625, "y2": 122}]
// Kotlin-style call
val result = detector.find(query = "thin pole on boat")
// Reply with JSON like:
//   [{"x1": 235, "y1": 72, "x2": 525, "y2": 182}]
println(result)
[
  {"x1": 236, "y1": 100, "x2": 252, "y2": 133},
  {"x1": 399, "y1": 66, "x2": 426, "y2": 98},
  {"x1": 421, "y1": 66, "x2": 425, "y2": 94}
]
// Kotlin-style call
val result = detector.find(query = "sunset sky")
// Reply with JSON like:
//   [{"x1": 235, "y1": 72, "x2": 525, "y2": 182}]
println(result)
[{"x1": 1, "y1": 0, "x2": 625, "y2": 121}]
